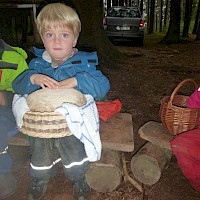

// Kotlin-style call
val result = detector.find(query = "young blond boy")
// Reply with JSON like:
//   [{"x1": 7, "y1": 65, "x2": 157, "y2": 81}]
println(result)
[{"x1": 12, "y1": 3, "x2": 110, "y2": 200}]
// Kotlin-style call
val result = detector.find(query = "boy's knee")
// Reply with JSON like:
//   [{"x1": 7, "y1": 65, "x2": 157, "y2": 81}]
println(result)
[{"x1": 64, "y1": 162, "x2": 89, "y2": 183}]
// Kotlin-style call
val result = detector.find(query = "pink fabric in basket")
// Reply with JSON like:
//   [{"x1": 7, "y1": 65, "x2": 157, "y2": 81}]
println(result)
[
  {"x1": 187, "y1": 88, "x2": 200, "y2": 108},
  {"x1": 187, "y1": 88, "x2": 200, "y2": 127}
]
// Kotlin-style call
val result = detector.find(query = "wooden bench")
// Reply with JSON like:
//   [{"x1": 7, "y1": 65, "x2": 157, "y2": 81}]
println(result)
[
  {"x1": 9, "y1": 113, "x2": 143, "y2": 192},
  {"x1": 9, "y1": 113, "x2": 134, "y2": 151}
]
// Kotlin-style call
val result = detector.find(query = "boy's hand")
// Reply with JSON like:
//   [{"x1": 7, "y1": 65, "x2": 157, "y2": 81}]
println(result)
[
  {"x1": 30, "y1": 74, "x2": 59, "y2": 89},
  {"x1": 58, "y1": 77, "x2": 77, "y2": 89}
]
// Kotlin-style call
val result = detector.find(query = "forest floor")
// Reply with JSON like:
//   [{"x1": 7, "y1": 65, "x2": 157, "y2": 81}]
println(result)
[{"x1": 5, "y1": 34, "x2": 200, "y2": 200}]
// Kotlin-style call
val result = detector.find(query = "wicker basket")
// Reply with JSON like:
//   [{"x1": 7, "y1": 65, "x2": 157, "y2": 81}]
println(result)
[
  {"x1": 19, "y1": 111, "x2": 72, "y2": 138},
  {"x1": 160, "y1": 79, "x2": 200, "y2": 135}
]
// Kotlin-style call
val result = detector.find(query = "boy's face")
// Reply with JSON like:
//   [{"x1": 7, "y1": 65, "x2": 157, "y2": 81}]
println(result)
[{"x1": 41, "y1": 25, "x2": 78, "y2": 61}]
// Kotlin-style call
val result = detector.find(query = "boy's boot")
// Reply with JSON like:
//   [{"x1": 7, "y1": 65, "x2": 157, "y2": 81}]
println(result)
[
  {"x1": 28, "y1": 178, "x2": 48, "y2": 200},
  {"x1": 73, "y1": 180, "x2": 91, "y2": 200},
  {"x1": 0, "y1": 172, "x2": 17, "y2": 199}
]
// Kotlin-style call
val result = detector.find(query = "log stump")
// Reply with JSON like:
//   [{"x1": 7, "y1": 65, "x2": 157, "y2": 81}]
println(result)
[
  {"x1": 86, "y1": 149, "x2": 122, "y2": 193},
  {"x1": 131, "y1": 142, "x2": 172, "y2": 185}
]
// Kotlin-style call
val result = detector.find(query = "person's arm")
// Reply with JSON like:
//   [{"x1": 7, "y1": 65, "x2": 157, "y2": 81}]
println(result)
[{"x1": 75, "y1": 69, "x2": 110, "y2": 100}]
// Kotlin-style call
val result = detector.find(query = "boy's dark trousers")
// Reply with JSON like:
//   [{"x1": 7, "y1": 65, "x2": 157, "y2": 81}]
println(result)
[{"x1": 29, "y1": 135, "x2": 90, "y2": 184}]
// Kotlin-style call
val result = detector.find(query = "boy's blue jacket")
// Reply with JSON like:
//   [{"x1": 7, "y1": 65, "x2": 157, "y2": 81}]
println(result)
[{"x1": 12, "y1": 48, "x2": 110, "y2": 100}]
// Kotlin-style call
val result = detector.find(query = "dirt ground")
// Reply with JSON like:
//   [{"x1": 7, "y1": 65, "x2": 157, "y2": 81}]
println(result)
[{"x1": 5, "y1": 34, "x2": 200, "y2": 200}]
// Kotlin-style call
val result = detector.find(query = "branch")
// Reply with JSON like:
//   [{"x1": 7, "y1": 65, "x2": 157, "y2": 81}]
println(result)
[{"x1": 122, "y1": 152, "x2": 143, "y2": 192}]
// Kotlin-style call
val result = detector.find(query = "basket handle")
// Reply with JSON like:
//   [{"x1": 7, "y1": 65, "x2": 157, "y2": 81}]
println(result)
[{"x1": 168, "y1": 79, "x2": 198, "y2": 107}]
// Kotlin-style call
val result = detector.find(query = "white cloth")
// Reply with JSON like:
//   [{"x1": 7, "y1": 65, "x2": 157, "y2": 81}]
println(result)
[
  {"x1": 55, "y1": 94, "x2": 101, "y2": 162},
  {"x1": 12, "y1": 94, "x2": 30, "y2": 128}
]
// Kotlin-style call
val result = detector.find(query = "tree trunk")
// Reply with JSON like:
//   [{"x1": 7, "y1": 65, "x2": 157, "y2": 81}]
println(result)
[
  {"x1": 163, "y1": 0, "x2": 169, "y2": 32},
  {"x1": 107, "y1": 0, "x2": 112, "y2": 11},
  {"x1": 127, "y1": 0, "x2": 132, "y2": 6},
  {"x1": 86, "y1": 149, "x2": 122, "y2": 193},
  {"x1": 160, "y1": 0, "x2": 181, "y2": 44},
  {"x1": 148, "y1": 0, "x2": 155, "y2": 33},
  {"x1": 155, "y1": 0, "x2": 158, "y2": 32},
  {"x1": 146, "y1": 0, "x2": 150, "y2": 33},
  {"x1": 119, "y1": 0, "x2": 124, "y2": 6},
  {"x1": 112, "y1": 0, "x2": 118, "y2": 6},
  {"x1": 131, "y1": 142, "x2": 172, "y2": 185},
  {"x1": 193, "y1": 0, "x2": 200, "y2": 34},
  {"x1": 195, "y1": 21, "x2": 200, "y2": 40},
  {"x1": 36, "y1": 0, "x2": 125, "y2": 67},
  {"x1": 140, "y1": 0, "x2": 144, "y2": 16},
  {"x1": 182, "y1": 0, "x2": 193, "y2": 37},
  {"x1": 159, "y1": 0, "x2": 163, "y2": 32},
  {"x1": 181, "y1": 0, "x2": 186, "y2": 20}
]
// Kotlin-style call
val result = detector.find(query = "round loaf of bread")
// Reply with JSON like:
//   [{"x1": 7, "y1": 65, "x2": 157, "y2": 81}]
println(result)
[{"x1": 26, "y1": 88, "x2": 86, "y2": 112}]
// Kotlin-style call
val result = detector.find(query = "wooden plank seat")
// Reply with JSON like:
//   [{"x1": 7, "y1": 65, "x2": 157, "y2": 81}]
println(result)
[
  {"x1": 100, "y1": 113, "x2": 134, "y2": 152},
  {"x1": 9, "y1": 113, "x2": 134, "y2": 152},
  {"x1": 138, "y1": 121, "x2": 172, "y2": 150}
]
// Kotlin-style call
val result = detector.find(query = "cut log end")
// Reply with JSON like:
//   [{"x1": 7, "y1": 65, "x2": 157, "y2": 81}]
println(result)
[
  {"x1": 86, "y1": 149, "x2": 122, "y2": 193},
  {"x1": 131, "y1": 142, "x2": 172, "y2": 186},
  {"x1": 86, "y1": 164, "x2": 121, "y2": 193},
  {"x1": 131, "y1": 155, "x2": 161, "y2": 185}
]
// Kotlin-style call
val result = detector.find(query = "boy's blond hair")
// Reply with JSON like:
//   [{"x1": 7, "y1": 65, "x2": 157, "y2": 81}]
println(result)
[{"x1": 37, "y1": 3, "x2": 81, "y2": 38}]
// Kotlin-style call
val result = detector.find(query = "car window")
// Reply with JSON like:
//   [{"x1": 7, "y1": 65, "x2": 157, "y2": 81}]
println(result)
[{"x1": 107, "y1": 7, "x2": 140, "y2": 18}]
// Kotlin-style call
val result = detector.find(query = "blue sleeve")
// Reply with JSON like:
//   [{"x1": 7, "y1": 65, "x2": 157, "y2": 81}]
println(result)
[
  {"x1": 12, "y1": 59, "x2": 41, "y2": 94},
  {"x1": 75, "y1": 65, "x2": 110, "y2": 100}
]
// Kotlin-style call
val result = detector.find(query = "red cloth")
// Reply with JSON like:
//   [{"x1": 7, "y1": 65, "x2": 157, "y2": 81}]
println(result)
[
  {"x1": 96, "y1": 99, "x2": 122, "y2": 121},
  {"x1": 170, "y1": 128, "x2": 200, "y2": 192}
]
